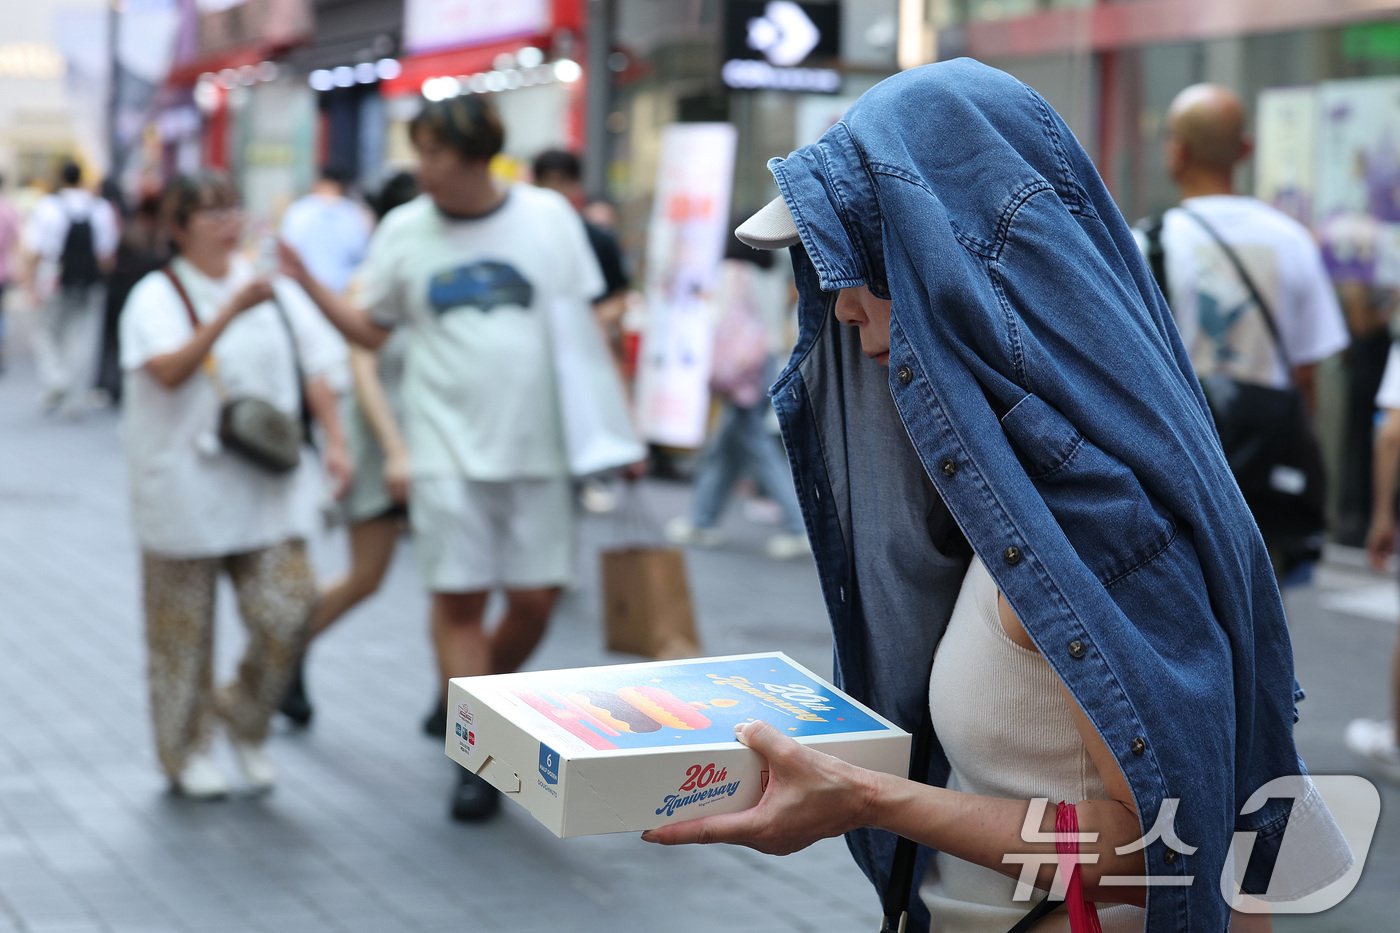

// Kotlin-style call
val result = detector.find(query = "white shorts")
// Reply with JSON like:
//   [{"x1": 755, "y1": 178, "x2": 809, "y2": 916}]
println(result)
[{"x1": 411, "y1": 476, "x2": 575, "y2": 593}]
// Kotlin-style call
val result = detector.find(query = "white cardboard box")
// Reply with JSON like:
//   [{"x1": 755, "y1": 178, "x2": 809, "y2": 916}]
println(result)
[{"x1": 444, "y1": 652, "x2": 911, "y2": 837}]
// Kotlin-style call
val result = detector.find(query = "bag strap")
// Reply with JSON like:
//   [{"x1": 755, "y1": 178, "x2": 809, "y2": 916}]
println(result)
[
  {"x1": 1140, "y1": 213, "x2": 1169, "y2": 302},
  {"x1": 1006, "y1": 892, "x2": 1062, "y2": 933},
  {"x1": 879, "y1": 706, "x2": 932, "y2": 932},
  {"x1": 611, "y1": 481, "x2": 662, "y2": 548},
  {"x1": 162, "y1": 264, "x2": 227, "y2": 399},
  {"x1": 1176, "y1": 206, "x2": 1294, "y2": 374},
  {"x1": 162, "y1": 263, "x2": 315, "y2": 446},
  {"x1": 267, "y1": 288, "x2": 316, "y2": 449}
]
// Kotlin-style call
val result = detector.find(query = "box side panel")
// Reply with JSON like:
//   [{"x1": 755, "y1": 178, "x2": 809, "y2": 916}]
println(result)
[
  {"x1": 445, "y1": 681, "x2": 567, "y2": 837},
  {"x1": 562, "y1": 747, "x2": 767, "y2": 837},
  {"x1": 806, "y1": 732, "x2": 913, "y2": 780}
]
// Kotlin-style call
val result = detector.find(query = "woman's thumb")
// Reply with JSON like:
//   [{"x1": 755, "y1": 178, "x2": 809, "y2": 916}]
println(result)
[{"x1": 735, "y1": 719, "x2": 784, "y2": 754}]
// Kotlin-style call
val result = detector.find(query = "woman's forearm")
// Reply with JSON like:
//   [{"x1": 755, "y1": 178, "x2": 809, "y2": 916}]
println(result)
[
  {"x1": 298, "y1": 273, "x2": 390, "y2": 350},
  {"x1": 145, "y1": 304, "x2": 238, "y2": 389},
  {"x1": 349, "y1": 346, "x2": 407, "y2": 458},
  {"x1": 866, "y1": 774, "x2": 1148, "y2": 906},
  {"x1": 305, "y1": 375, "x2": 345, "y2": 448}
]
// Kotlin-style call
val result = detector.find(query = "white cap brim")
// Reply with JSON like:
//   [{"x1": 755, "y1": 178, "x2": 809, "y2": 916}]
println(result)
[{"x1": 735, "y1": 196, "x2": 799, "y2": 250}]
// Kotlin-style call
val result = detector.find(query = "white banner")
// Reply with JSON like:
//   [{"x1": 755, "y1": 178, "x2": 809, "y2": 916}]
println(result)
[
  {"x1": 1254, "y1": 87, "x2": 1317, "y2": 226},
  {"x1": 1314, "y1": 78, "x2": 1400, "y2": 285},
  {"x1": 404, "y1": 0, "x2": 550, "y2": 55},
  {"x1": 635, "y1": 123, "x2": 738, "y2": 448}
]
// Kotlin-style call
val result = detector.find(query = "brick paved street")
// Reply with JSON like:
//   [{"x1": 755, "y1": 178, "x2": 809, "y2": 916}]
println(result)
[{"x1": 0, "y1": 342, "x2": 1396, "y2": 932}]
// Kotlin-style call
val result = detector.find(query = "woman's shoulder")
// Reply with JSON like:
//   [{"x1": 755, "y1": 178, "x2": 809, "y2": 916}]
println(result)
[{"x1": 125, "y1": 264, "x2": 180, "y2": 311}]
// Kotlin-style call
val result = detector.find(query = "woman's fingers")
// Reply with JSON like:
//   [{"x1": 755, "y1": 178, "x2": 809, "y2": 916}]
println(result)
[{"x1": 642, "y1": 808, "x2": 767, "y2": 848}]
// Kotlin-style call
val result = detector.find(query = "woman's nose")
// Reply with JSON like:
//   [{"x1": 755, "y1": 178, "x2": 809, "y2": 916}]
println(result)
[{"x1": 834, "y1": 295, "x2": 864, "y2": 326}]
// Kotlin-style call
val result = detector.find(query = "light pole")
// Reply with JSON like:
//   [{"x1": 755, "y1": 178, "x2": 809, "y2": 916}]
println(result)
[{"x1": 584, "y1": 0, "x2": 615, "y2": 202}]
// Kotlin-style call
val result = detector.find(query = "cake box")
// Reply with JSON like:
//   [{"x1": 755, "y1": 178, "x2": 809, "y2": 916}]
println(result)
[{"x1": 443, "y1": 652, "x2": 911, "y2": 837}]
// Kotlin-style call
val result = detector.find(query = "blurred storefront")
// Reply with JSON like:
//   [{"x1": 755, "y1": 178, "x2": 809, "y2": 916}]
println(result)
[
  {"x1": 286, "y1": 0, "x2": 404, "y2": 194},
  {"x1": 915, "y1": 0, "x2": 1400, "y2": 541},
  {"x1": 607, "y1": 0, "x2": 901, "y2": 264},
  {"x1": 171, "y1": 0, "x2": 316, "y2": 223},
  {"x1": 919, "y1": 1, "x2": 1400, "y2": 218},
  {"x1": 377, "y1": 0, "x2": 589, "y2": 179}
]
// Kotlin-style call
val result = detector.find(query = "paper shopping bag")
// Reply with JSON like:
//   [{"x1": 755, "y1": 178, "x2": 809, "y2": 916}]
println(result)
[{"x1": 600, "y1": 546, "x2": 701, "y2": 659}]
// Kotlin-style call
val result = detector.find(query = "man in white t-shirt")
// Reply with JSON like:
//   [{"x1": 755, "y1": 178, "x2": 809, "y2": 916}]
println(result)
[
  {"x1": 282, "y1": 94, "x2": 608, "y2": 824},
  {"x1": 279, "y1": 165, "x2": 372, "y2": 296},
  {"x1": 23, "y1": 161, "x2": 119, "y2": 415},
  {"x1": 1138, "y1": 84, "x2": 1348, "y2": 572}
]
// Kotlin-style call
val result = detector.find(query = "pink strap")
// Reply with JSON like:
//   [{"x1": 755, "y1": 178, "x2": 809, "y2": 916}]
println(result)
[{"x1": 1056, "y1": 801, "x2": 1103, "y2": 933}]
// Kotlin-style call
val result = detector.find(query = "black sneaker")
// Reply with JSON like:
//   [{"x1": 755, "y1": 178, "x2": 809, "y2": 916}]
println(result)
[
  {"x1": 278, "y1": 658, "x2": 313, "y2": 728},
  {"x1": 422, "y1": 700, "x2": 447, "y2": 738},
  {"x1": 450, "y1": 771, "x2": 500, "y2": 822}
]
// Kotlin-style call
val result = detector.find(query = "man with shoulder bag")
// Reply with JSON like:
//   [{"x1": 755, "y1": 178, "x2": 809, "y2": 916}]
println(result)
[{"x1": 1136, "y1": 83, "x2": 1349, "y2": 581}]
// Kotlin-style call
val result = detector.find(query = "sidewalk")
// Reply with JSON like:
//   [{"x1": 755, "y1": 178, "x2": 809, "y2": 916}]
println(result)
[
  {"x1": 0, "y1": 357, "x2": 874, "y2": 933},
  {"x1": 1, "y1": 350, "x2": 1396, "y2": 931}
]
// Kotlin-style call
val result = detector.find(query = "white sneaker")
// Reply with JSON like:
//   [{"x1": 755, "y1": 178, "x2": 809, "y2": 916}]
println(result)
[
  {"x1": 665, "y1": 517, "x2": 725, "y2": 548},
  {"x1": 173, "y1": 750, "x2": 229, "y2": 800},
  {"x1": 580, "y1": 479, "x2": 618, "y2": 514},
  {"x1": 1344, "y1": 718, "x2": 1400, "y2": 784},
  {"x1": 765, "y1": 533, "x2": 812, "y2": 560},
  {"x1": 232, "y1": 740, "x2": 277, "y2": 793}
]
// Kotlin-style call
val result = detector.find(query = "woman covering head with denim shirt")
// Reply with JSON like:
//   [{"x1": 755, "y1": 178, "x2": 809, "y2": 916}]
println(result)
[{"x1": 642, "y1": 60, "x2": 1350, "y2": 933}]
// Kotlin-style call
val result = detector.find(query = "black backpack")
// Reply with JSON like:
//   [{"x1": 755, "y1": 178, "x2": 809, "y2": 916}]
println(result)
[{"x1": 58, "y1": 209, "x2": 101, "y2": 290}]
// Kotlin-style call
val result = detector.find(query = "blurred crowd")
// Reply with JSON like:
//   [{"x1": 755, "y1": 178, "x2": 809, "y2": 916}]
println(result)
[{"x1": 1, "y1": 68, "x2": 1398, "y2": 833}]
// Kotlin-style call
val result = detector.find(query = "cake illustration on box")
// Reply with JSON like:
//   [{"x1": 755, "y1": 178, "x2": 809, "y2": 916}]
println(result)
[
  {"x1": 516, "y1": 686, "x2": 711, "y2": 749},
  {"x1": 507, "y1": 656, "x2": 884, "y2": 751}
]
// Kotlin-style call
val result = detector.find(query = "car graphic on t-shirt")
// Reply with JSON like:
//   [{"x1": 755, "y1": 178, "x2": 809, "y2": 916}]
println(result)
[{"x1": 427, "y1": 260, "x2": 535, "y2": 316}]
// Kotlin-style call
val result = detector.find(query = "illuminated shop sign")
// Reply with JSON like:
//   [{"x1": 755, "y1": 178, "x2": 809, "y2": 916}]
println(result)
[{"x1": 722, "y1": 0, "x2": 841, "y2": 94}]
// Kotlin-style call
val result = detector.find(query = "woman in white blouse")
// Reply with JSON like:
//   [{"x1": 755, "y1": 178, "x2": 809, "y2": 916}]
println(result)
[{"x1": 119, "y1": 172, "x2": 348, "y2": 798}]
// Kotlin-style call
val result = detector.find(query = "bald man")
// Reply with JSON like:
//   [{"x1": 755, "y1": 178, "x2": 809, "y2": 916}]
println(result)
[{"x1": 1137, "y1": 83, "x2": 1348, "y2": 579}]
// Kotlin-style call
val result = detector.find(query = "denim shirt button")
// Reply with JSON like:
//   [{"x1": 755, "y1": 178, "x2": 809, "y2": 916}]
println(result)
[
  {"x1": 897, "y1": 365, "x2": 913, "y2": 386},
  {"x1": 1067, "y1": 639, "x2": 1086, "y2": 659},
  {"x1": 941, "y1": 458, "x2": 957, "y2": 477},
  {"x1": 1002, "y1": 545, "x2": 1022, "y2": 565},
  {"x1": 1130, "y1": 737, "x2": 1147, "y2": 756},
  {"x1": 1163, "y1": 849, "x2": 1179, "y2": 865}
]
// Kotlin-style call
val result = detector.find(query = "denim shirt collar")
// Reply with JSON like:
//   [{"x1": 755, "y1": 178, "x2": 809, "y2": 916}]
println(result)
[{"x1": 769, "y1": 121, "x2": 888, "y2": 298}]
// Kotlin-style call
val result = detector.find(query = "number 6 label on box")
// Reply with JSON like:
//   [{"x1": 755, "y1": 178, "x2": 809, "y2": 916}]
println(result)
[{"x1": 538, "y1": 744, "x2": 560, "y2": 786}]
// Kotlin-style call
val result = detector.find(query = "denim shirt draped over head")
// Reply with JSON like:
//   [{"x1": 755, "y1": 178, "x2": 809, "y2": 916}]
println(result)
[{"x1": 766, "y1": 59, "x2": 1334, "y2": 932}]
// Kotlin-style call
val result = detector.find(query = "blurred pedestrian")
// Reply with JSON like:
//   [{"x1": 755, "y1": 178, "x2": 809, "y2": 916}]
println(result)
[
  {"x1": 642, "y1": 61, "x2": 1347, "y2": 933},
  {"x1": 531, "y1": 149, "x2": 629, "y2": 327},
  {"x1": 0, "y1": 173, "x2": 19, "y2": 374},
  {"x1": 119, "y1": 171, "x2": 348, "y2": 798},
  {"x1": 664, "y1": 235, "x2": 807, "y2": 559},
  {"x1": 1351, "y1": 342, "x2": 1400, "y2": 783},
  {"x1": 278, "y1": 171, "x2": 420, "y2": 728},
  {"x1": 532, "y1": 149, "x2": 633, "y2": 511},
  {"x1": 283, "y1": 95, "x2": 621, "y2": 822},
  {"x1": 22, "y1": 161, "x2": 119, "y2": 416},
  {"x1": 94, "y1": 193, "x2": 168, "y2": 404},
  {"x1": 1137, "y1": 83, "x2": 1349, "y2": 579},
  {"x1": 279, "y1": 164, "x2": 372, "y2": 297}
]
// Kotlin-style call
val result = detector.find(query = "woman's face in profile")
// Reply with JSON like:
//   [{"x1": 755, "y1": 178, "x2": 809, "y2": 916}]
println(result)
[{"x1": 834, "y1": 285, "x2": 893, "y2": 366}]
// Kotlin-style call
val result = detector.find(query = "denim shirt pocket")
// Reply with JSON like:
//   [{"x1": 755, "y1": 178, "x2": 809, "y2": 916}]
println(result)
[{"x1": 999, "y1": 391, "x2": 1177, "y2": 586}]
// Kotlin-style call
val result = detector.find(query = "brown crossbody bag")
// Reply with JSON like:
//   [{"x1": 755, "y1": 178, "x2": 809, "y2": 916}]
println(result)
[{"x1": 163, "y1": 265, "x2": 311, "y2": 473}]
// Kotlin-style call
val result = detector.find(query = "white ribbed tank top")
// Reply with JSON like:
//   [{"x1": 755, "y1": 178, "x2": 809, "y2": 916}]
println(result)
[{"x1": 919, "y1": 555, "x2": 1145, "y2": 933}]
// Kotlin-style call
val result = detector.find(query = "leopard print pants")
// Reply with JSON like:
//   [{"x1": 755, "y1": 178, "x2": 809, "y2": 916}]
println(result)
[{"x1": 142, "y1": 539, "x2": 315, "y2": 779}]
